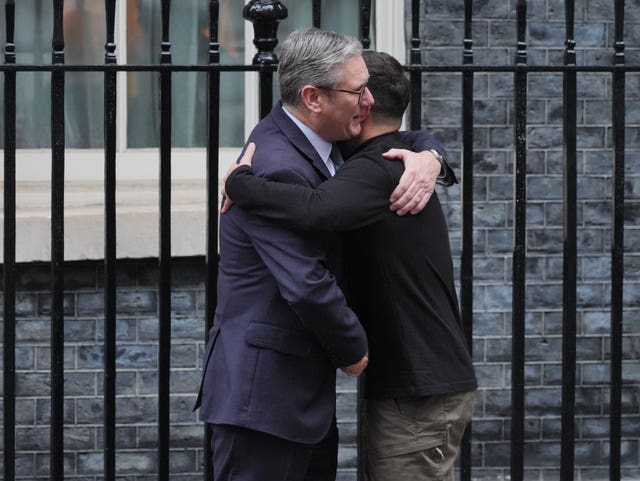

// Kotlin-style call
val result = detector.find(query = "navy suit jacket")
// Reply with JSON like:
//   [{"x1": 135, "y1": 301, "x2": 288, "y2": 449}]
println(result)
[{"x1": 196, "y1": 102, "x2": 368, "y2": 444}]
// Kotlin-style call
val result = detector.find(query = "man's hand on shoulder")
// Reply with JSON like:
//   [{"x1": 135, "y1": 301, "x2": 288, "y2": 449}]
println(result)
[
  {"x1": 383, "y1": 148, "x2": 441, "y2": 216},
  {"x1": 221, "y1": 142, "x2": 256, "y2": 213}
]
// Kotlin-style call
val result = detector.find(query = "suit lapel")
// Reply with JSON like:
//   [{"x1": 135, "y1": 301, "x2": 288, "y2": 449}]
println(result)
[{"x1": 271, "y1": 102, "x2": 332, "y2": 180}]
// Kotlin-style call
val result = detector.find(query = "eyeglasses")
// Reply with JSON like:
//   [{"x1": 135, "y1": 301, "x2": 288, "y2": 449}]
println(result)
[{"x1": 318, "y1": 83, "x2": 367, "y2": 103}]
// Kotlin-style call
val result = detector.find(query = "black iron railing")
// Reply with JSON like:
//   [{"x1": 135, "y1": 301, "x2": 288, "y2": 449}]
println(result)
[{"x1": 1, "y1": 0, "x2": 636, "y2": 480}]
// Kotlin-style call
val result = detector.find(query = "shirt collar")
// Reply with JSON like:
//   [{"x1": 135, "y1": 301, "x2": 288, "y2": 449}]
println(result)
[{"x1": 282, "y1": 104, "x2": 336, "y2": 176}]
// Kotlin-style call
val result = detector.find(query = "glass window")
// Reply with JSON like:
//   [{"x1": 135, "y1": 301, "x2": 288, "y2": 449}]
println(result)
[
  {"x1": 0, "y1": 0, "x2": 104, "y2": 148},
  {"x1": 0, "y1": 1, "x2": 364, "y2": 150},
  {"x1": 126, "y1": 0, "x2": 245, "y2": 148},
  {"x1": 278, "y1": 0, "x2": 359, "y2": 39},
  {"x1": 64, "y1": 1, "x2": 105, "y2": 148}
]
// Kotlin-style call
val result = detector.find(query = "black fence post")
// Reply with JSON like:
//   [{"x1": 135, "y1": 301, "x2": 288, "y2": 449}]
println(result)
[
  {"x1": 561, "y1": 0, "x2": 578, "y2": 479},
  {"x1": 243, "y1": 0, "x2": 288, "y2": 120},
  {"x1": 359, "y1": 0, "x2": 371, "y2": 50},
  {"x1": 511, "y1": 1, "x2": 528, "y2": 480},
  {"x1": 158, "y1": 1, "x2": 173, "y2": 481},
  {"x1": 103, "y1": 1, "x2": 118, "y2": 480},
  {"x1": 460, "y1": 0, "x2": 475, "y2": 478},
  {"x1": 51, "y1": 0, "x2": 66, "y2": 478},
  {"x1": 205, "y1": 1, "x2": 221, "y2": 480},
  {"x1": 356, "y1": 4, "x2": 373, "y2": 479},
  {"x1": 610, "y1": 1, "x2": 626, "y2": 480},
  {"x1": 2, "y1": 2, "x2": 16, "y2": 480},
  {"x1": 409, "y1": 0, "x2": 421, "y2": 130},
  {"x1": 312, "y1": 0, "x2": 321, "y2": 28}
]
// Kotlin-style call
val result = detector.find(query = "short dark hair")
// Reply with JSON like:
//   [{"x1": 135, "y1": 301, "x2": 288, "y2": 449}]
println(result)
[{"x1": 361, "y1": 51, "x2": 410, "y2": 123}]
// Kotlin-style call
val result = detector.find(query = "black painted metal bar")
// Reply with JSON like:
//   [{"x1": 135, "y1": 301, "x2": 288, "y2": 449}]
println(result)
[
  {"x1": 356, "y1": 375, "x2": 366, "y2": 481},
  {"x1": 312, "y1": 0, "x2": 321, "y2": 28},
  {"x1": 158, "y1": 1, "x2": 172, "y2": 480},
  {"x1": 103, "y1": 1, "x2": 118, "y2": 480},
  {"x1": 2, "y1": 63, "x2": 640, "y2": 74},
  {"x1": 204, "y1": 2, "x2": 221, "y2": 480},
  {"x1": 2, "y1": 2, "x2": 16, "y2": 481},
  {"x1": 610, "y1": 2, "x2": 626, "y2": 480},
  {"x1": 51, "y1": 0, "x2": 66, "y2": 479},
  {"x1": 561, "y1": 1, "x2": 577, "y2": 479},
  {"x1": 409, "y1": 0, "x2": 421, "y2": 130},
  {"x1": 459, "y1": 0, "x2": 474, "y2": 479},
  {"x1": 243, "y1": 1, "x2": 287, "y2": 119},
  {"x1": 511, "y1": 2, "x2": 527, "y2": 481},
  {"x1": 359, "y1": 0, "x2": 371, "y2": 50},
  {"x1": 356, "y1": 3, "x2": 372, "y2": 477}
]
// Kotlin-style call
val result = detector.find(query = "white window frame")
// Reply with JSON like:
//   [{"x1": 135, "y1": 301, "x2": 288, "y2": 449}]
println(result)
[{"x1": 0, "y1": 0, "x2": 404, "y2": 263}]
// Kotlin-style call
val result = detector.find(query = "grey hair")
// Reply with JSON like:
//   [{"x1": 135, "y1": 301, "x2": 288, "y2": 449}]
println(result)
[{"x1": 278, "y1": 28, "x2": 362, "y2": 106}]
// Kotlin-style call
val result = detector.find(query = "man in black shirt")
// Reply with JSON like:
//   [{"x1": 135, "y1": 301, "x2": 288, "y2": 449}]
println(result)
[{"x1": 224, "y1": 51, "x2": 477, "y2": 481}]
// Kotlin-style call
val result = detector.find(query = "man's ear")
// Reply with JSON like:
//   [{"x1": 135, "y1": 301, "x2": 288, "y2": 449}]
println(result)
[{"x1": 300, "y1": 85, "x2": 323, "y2": 113}]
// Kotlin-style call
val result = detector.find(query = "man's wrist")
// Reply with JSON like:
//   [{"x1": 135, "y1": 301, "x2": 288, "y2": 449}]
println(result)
[
  {"x1": 428, "y1": 149, "x2": 446, "y2": 179},
  {"x1": 225, "y1": 164, "x2": 252, "y2": 194}
]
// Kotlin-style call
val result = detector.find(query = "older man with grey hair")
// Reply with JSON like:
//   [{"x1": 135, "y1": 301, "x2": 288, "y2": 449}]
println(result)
[{"x1": 195, "y1": 28, "x2": 453, "y2": 481}]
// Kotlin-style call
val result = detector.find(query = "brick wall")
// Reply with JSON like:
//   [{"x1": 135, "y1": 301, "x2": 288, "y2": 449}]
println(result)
[
  {"x1": 0, "y1": 259, "x2": 361, "y2": 480},
  {"x1": 1, "y1": 260, "x2": 202, "y2": 479},
  {"x1": 409, "y1": 0, "x2": 640, "y2": 480}
]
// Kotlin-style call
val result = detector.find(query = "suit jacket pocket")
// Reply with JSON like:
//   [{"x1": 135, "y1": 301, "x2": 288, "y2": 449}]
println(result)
[{"x1": 246, "y1": 322, "x2": 313, "y2": 358}]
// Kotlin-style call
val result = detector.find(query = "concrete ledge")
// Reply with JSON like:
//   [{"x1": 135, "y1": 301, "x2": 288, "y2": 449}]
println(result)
[
  {"x1": 0, "y1": 180, "x2": 220, "y2": 262},
  {"x1": 0, "y1": 149, "x2": 237, "y2": 262}
]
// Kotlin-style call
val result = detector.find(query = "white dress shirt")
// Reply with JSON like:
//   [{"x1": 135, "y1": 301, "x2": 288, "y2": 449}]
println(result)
[{"x1": 282, "y1": 104, "x2": 336, "y2": 177}]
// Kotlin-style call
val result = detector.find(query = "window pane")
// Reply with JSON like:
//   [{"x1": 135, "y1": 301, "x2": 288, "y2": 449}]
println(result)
[
  {"x1": 0, "y1": 1, "x2": 366, "y2": 150},
  {"x1": 125, "y1": 0, "x2": 361, "y2": 149},
  {"x1": 271, "y1": 1, "x2": 361, "y2": 106},
  {"x1": 64, "y1": 1, "x2": 105, "y2": 148},
  {"x1": 126, "y1": 0, "x2": 245, "y2": 148},
  {"x1": 278, "y1": 0, "x2": 360, "y2": 39},
  {"x1": 0, "y1": 0, "x2": 104, "y2": 148}
]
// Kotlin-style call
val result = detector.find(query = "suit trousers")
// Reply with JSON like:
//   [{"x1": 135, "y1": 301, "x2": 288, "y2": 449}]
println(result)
[{"x1": 210, "y1": 421, "x2": 338, "y2": 481}]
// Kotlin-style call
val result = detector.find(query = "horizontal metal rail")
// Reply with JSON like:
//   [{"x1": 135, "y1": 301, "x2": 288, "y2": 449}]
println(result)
[{"x1": 0, "y1": 64, "x2": 638, "y2": 72}]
